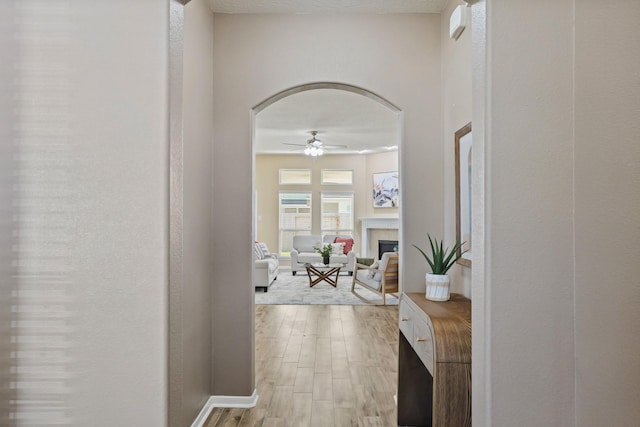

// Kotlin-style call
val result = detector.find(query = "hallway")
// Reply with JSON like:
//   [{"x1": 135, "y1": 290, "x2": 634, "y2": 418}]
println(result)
[{"x1": 206, "y1": 305, "x2": 399, "y2": 426}]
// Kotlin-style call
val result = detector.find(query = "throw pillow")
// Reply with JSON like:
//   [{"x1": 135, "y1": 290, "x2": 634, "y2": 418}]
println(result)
[
  {"x1": 331, "y1": 242, "x2": 345, "y2": 255},
  {"x1": 333, "y1": 237, "x2": 354, "y2": 254},
  {"x1": 257, "y1": 242, "x2": 270, "y2": 256},
  {"x1": 254, "y1": 243, "x2": 265, "y2": 260}
]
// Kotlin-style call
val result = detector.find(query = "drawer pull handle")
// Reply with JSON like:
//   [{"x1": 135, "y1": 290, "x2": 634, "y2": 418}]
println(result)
[
  {"x1": 416, "y1": 337, "x2": 427, "y2": 342},
  {"x1": 401, "y1": 317, "x2": 409, "y2": 321}
]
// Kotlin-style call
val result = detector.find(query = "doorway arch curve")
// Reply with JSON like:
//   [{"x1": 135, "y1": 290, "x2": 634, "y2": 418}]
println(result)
[{"x1": 252, "y1": 81, "x2": 402, "y2": 115}]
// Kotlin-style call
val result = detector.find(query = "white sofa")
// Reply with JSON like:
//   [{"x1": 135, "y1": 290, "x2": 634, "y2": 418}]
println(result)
[
  {"x1": 290, "y1": 235, "x2": 357, "y2": 275},
  {"x1": 254, "y1": 242, "x2": 278, "y2": 292}
]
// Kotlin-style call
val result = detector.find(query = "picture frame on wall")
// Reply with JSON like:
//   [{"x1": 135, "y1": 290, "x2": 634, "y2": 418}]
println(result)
[{"x1": 373, "y1": 171, "x2": 399, "y2": 208}]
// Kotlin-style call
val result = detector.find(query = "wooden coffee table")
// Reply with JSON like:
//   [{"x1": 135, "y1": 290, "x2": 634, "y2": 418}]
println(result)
[{"x1": 304, "y1": 263, "x2": 342, "y2": 288}]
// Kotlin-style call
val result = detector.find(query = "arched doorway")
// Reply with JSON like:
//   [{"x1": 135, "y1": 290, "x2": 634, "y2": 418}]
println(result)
[{"x1": 251, "y1": 82, "x2": 404, "y2": 302}]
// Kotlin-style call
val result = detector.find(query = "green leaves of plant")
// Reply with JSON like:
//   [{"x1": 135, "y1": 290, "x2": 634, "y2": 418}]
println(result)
[
  {"x1": 412, "y1": 234, "x2": 468, "y2": 275},
  {"x1": 315, "y1": 244, "x2": 333, "y2": 257}
]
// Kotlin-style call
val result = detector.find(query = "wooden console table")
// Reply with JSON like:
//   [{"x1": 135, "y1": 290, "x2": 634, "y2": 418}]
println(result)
[{"x1": 397, "y1": 292, "x2": 471, "y2": 427}]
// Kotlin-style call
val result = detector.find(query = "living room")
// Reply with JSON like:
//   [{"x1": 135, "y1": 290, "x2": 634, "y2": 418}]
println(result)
[
  {"x1": 251, "y1": 84, "x2": 403, "y2": 302},
  {"x1": 256, "y1": 151, "x2": 399, "y2": 255},
  {"x1": 254, "y1": 147, "x2": 400, "y2": 301}
]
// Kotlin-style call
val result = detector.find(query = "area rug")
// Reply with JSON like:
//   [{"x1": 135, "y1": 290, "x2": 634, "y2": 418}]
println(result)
[{"x1": 255, "y1": 270, "x2": 399, "y2": 305}]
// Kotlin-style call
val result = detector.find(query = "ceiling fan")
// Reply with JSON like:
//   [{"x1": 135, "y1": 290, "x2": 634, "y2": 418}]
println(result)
[{"x1": 282, "y1": 131, "x2": 347, "y2": 156}]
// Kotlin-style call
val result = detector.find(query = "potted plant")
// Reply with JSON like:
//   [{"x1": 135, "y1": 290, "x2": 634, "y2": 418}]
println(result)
[
  {"x1": 315, "y1": 244, "x2": 333, "y2": 265},
  {"x1": 412, "y1": 234, "x2": 467, "y2": 301}
]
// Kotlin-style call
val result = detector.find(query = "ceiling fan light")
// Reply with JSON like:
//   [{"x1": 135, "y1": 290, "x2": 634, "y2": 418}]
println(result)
[
  {"x1": 304, "y1": 146, "x2": 323, "y2": 157},
  {"x1": 302, "y1": 131, "x2": 325, "y2": 156}
]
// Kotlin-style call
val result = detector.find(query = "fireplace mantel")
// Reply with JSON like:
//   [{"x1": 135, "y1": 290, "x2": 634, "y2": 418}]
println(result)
[{"x1": 359, "y1": 217, "x2": 399, "y2": 257}]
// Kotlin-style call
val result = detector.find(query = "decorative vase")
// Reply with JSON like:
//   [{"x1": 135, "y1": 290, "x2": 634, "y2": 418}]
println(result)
[
  {"x1": 323, "y1": 256, "x2": 330, "y2": 265},
  {"x1": 425, "y1": 273, "x2": 450, "y2": 301}
]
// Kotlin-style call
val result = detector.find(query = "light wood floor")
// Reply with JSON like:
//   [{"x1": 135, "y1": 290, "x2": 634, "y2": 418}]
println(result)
[{"x1": 205, "y1": 304, "x2": 399, "y2": 427}]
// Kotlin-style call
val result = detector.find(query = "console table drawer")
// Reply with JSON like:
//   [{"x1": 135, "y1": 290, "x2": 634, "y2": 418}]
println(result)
[
  {"x1": 399, "y1": 297, "x2": 435, "y2": 375},
  {"x1": 399, "y1": 298, "x2": 414, "y2": 339},
  {"x1": 412, "y1": 315, "x2": 435, "y2": 374}
]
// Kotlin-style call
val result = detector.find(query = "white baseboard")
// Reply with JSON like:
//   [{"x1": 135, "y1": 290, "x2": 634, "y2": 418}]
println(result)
[{"x1": 191, "y1": 390, "x2": 258, "y2": 427}]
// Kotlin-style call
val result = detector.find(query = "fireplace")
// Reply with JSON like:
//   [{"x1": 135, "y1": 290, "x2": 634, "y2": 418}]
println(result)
[
  {"x1": 359, "y1": 217, "x2": 399, "y2": 257},
  {"x1": 378, "y1": 240, "x2": 399, "y2": 260}
]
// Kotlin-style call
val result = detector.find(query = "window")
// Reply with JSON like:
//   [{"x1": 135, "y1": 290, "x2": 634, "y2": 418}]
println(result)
[
  {"x1": 321, "y1": 169, "x2": 353, "y2": 185},
  {"x1": 321, "y1": 192, "x2": 354, "y2": 237},
  {"x1": 279, "y1": 192, "x2": 312, "y2": 256},
  {"x1": 279, "y1": 169, "x2": 311, "y2": 185}
]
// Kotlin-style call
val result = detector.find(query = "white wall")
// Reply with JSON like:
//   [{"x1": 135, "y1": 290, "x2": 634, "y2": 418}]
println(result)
[
  {"x1": 0, "y1": 2, "x2": 17, "y2": 422},
  {"x1": 212, "y1": 13, "x2": 442, "y2": 395},
  {"x1": 479, "y1": 0, "x2": 576, "y2": 424},
  {"x1": 574, "y1": 2, "x2": 640, "y2": 425},
  {"x1": 474, "y1": 0, "x2": 640, "y2": 425},
  {"x1": 68, "y1": 2, "x2": 170, "y2": 425},
  {"x1": 3, "y1": 1, "x2": 170, "y2": 425},
  {"x1": 442, "y1": 0, "x2": 472, "y2": 297},
  {"x1": 180, "y1": 0, "x2": 215, "y2": 425}
]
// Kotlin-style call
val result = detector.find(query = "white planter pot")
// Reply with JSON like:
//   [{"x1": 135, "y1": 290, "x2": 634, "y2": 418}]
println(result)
[{"x1": 425, "y1": 273, "x2": 450, "y2": 302}]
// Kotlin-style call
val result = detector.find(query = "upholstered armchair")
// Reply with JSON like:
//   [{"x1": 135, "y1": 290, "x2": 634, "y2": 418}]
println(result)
[{"x1": 351, "y1": 252, "x2": 399, "y2": 305}]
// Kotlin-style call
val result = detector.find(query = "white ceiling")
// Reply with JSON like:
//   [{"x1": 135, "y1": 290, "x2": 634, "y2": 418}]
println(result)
[
  {"x1": 255, "y1": 89, "x2": 401, "y2": 155},
  {"x1": 209, "y1": 0, "x2": 448, "y2": 14},
  {"x1": 211, "y1": 0, "x2": 440, "y2": 155}
]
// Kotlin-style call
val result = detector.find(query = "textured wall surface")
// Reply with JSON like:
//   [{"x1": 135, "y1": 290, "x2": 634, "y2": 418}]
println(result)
[
  {"x1": 479, "y1": 0, "x2": 576, "y2": 425},
  {"x1": 2, "y1": 1, "x2": 170, "y2": 425},
  {"x1": 474, "y1": 0, "x2": 640, "y2": 425},
  {"x1": 0, "y1": 2, "x2": 18, "y2": 423},
  {"x1": 470, "y1": 2, "x2": 487, "y2": 424},
  {"x1": 574, "y1": 1, "x2": 640, "y2": 425},
  {"x1": 180, "y1": 0, "x2": 215, "y2": 425},
  {"x1": 66, "y1": 2, "x2": 170, "y2": 425},
  {"x1": 212, "y1": 13, "x2": 442, "y2": 396}
]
